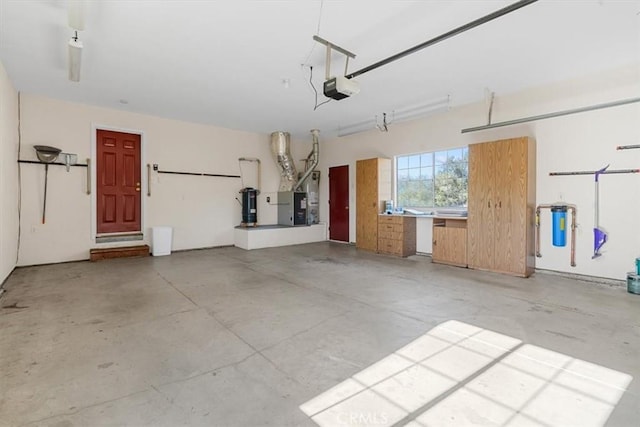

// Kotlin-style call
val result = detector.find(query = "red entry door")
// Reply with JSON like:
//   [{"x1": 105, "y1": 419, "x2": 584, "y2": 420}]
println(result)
[
  {"x1": 97, "y1": 130, "x2": 142, "y2": 234},
  {"x1": 329, "y1": 165, "x2": 349, "y2": 242}
]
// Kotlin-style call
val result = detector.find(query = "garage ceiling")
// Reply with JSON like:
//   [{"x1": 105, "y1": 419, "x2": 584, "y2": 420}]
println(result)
[{"x1": 1, "y1": 0, "x2": 639, "y2": 139}]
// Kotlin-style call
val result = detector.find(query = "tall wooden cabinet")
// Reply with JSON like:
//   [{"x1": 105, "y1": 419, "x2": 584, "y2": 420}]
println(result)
[
  {"x1": 467, "y1": 137, "x2": 536, "y2": 277},
  {"x1": 356, "y1": 158, "x2": 391, "y2": 252}
]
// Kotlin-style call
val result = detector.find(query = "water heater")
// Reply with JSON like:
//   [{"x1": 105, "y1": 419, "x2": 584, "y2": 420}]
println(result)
[{"x1": 239, "y1": 187, "x2": 258, "y2": 226}]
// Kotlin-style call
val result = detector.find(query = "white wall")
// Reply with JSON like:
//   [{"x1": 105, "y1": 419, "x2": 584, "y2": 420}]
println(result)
[
  {"x1": 0, "y1": 61, "x2": 19, "y2": 283},
  {"x1": 17, "y1": 95, "x2": 313, "y2": 266},
  {"x1": 14, "y1": 64, "x2": 640, "y2": 280},
  {"x1": 319, "y1": 64, "x2": 640, "y2": 280}
]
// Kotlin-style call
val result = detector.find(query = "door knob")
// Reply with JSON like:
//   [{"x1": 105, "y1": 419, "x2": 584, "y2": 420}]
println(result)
[
  {"x1": 345, "y1": 206, "x2": 349, "y2": 210},
  {"x1": 135, "y1": 182, "x2": 141, "y2": 192}
]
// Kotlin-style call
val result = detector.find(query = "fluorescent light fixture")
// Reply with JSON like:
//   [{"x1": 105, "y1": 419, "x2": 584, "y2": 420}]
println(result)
[
  {"x1": 68, "y1": 0, "x2": 86, "y2": 31},
  {"x1": 68, "y1": 36, "x2": 83, "y2": 82},
  {"x1": 337, "y1": 95, "x2": 451, "y2": 137},
  {"x1": 337, "y1": 118, "x2": 377, "y2": 137},
  {"x1": 392, "y1": 95, "x2": 451, "y2": 123}
]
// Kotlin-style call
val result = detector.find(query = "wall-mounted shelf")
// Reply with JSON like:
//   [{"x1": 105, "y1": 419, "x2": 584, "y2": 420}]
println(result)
[
  {"x1": 18, "y1": 159, "x2": 88, "y2": 168},
  {"x1": 19, "y1": 158, "x2": 92, "y2": 195}
]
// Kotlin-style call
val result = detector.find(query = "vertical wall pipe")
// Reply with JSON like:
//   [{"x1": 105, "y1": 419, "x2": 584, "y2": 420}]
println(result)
[
  {"x1": 86, "y1": 158, "x2": 91, "y2": 194},
  {"x1": 536, "y1": 204, "x2": 577, "y2": 267},
  {"x1": 294, "y1": 129, "x2": 320, "y2": 191},
  {"x1": 146, "y1": 164, "x2": 151, "y2": 196},
  {"x1": 570, "y1": 206, "x2": 576, "y2": 267},
  {"x1": 238, "y1": 157, "x2": 261, "y2": 191}
]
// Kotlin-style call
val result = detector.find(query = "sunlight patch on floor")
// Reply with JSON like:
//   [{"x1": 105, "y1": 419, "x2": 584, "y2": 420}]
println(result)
[{"x1": 300, "y1": 320, "x2": 632, "y2": 426}]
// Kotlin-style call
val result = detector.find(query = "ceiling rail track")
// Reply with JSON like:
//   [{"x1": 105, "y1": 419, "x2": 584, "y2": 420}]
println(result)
[{"x1": 345, "y1": 0, "x2": 538, "y2": 80}]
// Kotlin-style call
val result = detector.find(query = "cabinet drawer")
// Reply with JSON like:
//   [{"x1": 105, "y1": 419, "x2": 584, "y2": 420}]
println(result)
[
  {"x1": 378, "y1": 223, "x2": 403, "y2": 234},
  {"x1": 378, "y1": 230, "x2": 402, "y2": 240},
  {"x1": 378, "y1": 215, "x2": 403, "y2": 225},
  {"x1": 378, "y1": 238, "x2": 402, "y2": 255}
]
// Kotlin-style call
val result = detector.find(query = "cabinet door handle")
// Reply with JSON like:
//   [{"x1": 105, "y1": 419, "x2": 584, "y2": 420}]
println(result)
[
  {"x1": 487, "y1": 200, "x2": 491, "y2": 208},
  {"x1": 433, "y1": 240, "x2": 436, "y2": 245},
  {"x1": 499, "y1": 201, "x2": 502, "y2": 208}
]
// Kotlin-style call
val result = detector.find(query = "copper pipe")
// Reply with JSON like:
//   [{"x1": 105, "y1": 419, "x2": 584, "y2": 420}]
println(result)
[
  {"x1": 535, "y1": 204, "x2": 577, "y2": 267},
  {"x1": 535, "y1": 206, "x2": 542, "y2": 258},
  {"x1": 294, "y1": 129, "x2": 320, "y2": 191},
  {"x1": 535, "y1": 204, "x2": 555, "y2": 258},
  {"x1": 569, "y1": 205, "x2": 577, "y2": 267},
  {"x1": 238, "y1": 157, "x2": 262, "y2": 191}
]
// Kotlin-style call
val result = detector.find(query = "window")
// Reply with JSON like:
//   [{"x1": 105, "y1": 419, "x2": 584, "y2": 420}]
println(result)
[{"x1": 396, "y1": 147, "x2": 468, "y2": 209}]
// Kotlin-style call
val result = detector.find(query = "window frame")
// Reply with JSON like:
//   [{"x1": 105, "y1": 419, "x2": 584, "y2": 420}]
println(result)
[{"x1": 394, "y1": 146, "x2": 469, "y2": 211}]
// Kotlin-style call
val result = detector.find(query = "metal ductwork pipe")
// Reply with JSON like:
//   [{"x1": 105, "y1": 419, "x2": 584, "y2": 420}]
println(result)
[
  {"x1": 295, "y1": 129, "x2": 320, "y2": 191},
  {"x1": 270, "y1": 131, "x2": 298, "y2": 191}
]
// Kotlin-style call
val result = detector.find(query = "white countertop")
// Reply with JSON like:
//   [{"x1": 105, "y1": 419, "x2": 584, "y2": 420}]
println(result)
[{"x1": 379, "y1": 213, "x2": 467, "y2": 220}]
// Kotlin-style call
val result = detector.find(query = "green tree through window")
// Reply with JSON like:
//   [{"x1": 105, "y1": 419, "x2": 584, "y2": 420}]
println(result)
[{"x1": 396, "y1": 147, "x2": 468, "y2": 209}]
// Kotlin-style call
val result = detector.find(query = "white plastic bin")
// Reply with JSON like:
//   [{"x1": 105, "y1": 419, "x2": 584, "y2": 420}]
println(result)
[{"x1": 152, "y1": 226, "x2": 173, "y2": 256}]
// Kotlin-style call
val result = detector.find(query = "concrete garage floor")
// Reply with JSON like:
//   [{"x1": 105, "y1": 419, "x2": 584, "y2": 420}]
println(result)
[{"x1": 0, "y1": 242, "x2": 638, "y2": 426}]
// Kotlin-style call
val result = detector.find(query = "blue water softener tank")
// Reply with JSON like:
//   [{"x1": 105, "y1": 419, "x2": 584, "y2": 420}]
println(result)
[{"x1": 551, "y1": 205, "x2": 567, "y2": 247}]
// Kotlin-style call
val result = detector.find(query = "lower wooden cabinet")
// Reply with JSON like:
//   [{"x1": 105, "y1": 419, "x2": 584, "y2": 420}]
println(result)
[
  {"x1": 377, "y1": 215, "x2": 416, "y2": 257},
  {"x1": 432, "y1": 218, "x2": 468, "y2": 267}
]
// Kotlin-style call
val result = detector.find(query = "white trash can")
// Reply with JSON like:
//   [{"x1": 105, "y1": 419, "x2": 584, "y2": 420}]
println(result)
[{"x1": 152, "y1": 226, "x2": 173, "y2": 256}]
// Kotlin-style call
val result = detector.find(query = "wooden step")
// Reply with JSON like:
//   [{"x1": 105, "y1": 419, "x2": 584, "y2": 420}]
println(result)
[{"x1": 90, "y1": 245, "x2": 150, "y2": 262}]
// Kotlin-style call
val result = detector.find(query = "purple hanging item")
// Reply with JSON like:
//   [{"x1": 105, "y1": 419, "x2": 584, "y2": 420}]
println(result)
[{"x1": 592, "y1": 165, "x2": 609, "y2": 259}]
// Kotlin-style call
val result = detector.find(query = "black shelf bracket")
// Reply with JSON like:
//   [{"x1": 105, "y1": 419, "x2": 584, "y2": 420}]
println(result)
[{"x1": 157, "y1": 170, "x2": 240, "y2": 179}]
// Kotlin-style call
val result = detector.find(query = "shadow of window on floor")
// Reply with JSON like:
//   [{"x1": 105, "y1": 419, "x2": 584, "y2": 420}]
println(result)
[{"x1": 300, "y1": 320, "x2": 632, "y2": 426}]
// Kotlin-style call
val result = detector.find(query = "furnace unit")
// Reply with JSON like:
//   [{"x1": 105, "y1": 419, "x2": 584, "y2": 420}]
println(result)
[
  {"x1": 300, "y1": 170, "x2": 320, "y2": 225},
  {"x1": 278, "y1": 191, "x2": 307, "y2": 226}
]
